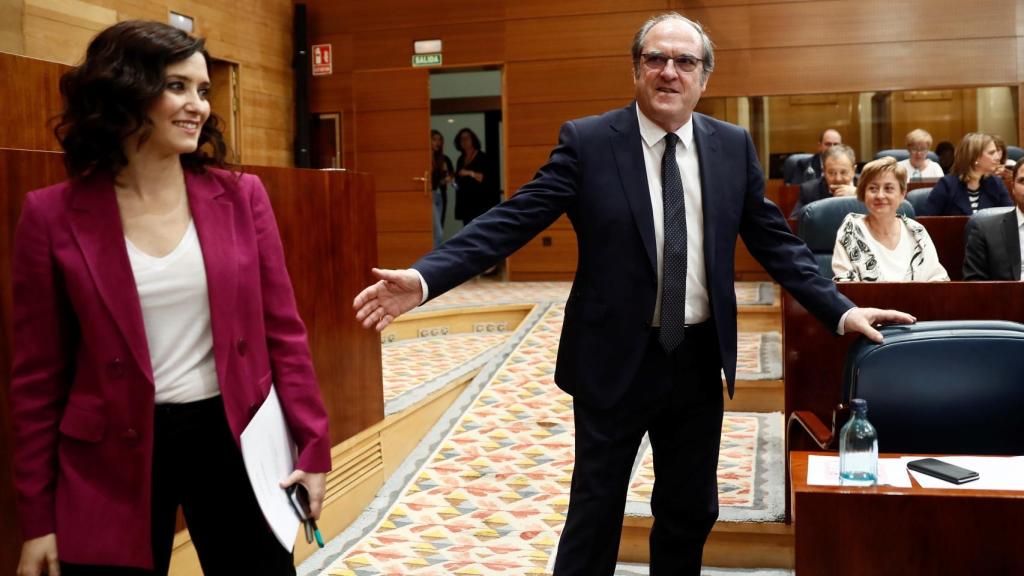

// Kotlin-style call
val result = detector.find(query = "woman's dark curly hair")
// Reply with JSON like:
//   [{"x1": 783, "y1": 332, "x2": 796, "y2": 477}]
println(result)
[{"x1": 55, "y1": 20, "x2": 228, "y2": 178}]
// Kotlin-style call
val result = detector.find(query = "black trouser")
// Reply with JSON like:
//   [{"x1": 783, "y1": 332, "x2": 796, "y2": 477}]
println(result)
[
  {"x1": 552, "y1": 322, "x2": 724, "y2": 576},
  {"x1": 62, "y1": 396, "x2": 295, "y2": 576}
]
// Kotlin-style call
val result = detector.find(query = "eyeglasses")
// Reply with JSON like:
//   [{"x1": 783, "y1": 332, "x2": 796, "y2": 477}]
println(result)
[
  {"x1": 908, "y1": 146, "x2": 930, "y2": 153},
  {"x1": 640, "y1": 52, "x2": 704, "y2": 72}
]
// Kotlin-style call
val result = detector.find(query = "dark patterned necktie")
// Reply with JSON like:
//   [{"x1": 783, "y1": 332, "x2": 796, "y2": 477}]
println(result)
[{"x1": 659, "y1": 132, "x2": 687, "y2": 353}]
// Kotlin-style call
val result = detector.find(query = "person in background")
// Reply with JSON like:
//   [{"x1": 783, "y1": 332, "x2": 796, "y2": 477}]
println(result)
[
  {"x1": 935, "y1": 140, "x2": 955, "y2": 174},
  {"x1": 897, "y1": 129, "x2": 944, "y2": 183},
  {"x1": 991, "y1": 135, "x2": 1007, "y2": 178},
  {"x1": 794, "y1": 128, "x2": 843, "y2": 184},
  {"x1": 790, "y1": 144, "x2": 857, "y2": 218},
  {"x1": 430, "y1": 129, "x2": 454, "y2": 247},
  {"x1": 11, "y1": 20, "x2": 330, "y2": 576},
  {"x1": 453, "y1": 127, "x2": 499, "y2": 226},
  {"x1": 352, "y1": 12, "x2": 912, "y2": 575},
  {"x1": 962, "y1": 161, "x2": 1024, "y2": 280},
  {"x1": 920, "y1": 132, "x2": 1012, "y2": 215},
  {"x1": 833, "y1": 157, "x2": 949, "y2": 282}
]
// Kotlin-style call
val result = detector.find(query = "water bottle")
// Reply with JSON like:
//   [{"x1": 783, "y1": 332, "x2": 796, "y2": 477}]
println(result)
[{"x1": 839, "y1": 398, "x2": 878, "y2": 486}]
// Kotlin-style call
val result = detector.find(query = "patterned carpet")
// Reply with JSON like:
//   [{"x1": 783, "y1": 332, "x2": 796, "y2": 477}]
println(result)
[
  {"x1": 305, "y1": 302, "x2": 784, "y2": 576},
  {"x1": 383, "y1": 333, "x2": 512, "y2": 403}
]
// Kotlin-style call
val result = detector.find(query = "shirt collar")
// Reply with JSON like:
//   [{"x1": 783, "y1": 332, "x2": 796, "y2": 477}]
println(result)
[
  {"x1": 637, "y1": 105, "x2": 694, "y2": 150},
  {"x1": 1016, "y1": 206, "x2": 1024, "y2": 229}
]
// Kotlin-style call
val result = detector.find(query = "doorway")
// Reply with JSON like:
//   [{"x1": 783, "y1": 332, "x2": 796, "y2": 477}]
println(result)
[{"x1": 429, "y1": 69, "x2": 503, "y2": 250}]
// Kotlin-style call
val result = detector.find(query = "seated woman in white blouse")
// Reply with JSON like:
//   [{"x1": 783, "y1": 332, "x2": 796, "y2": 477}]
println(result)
[{"x1": 833, "y1": 156, "x2": 950, "y2": 282}]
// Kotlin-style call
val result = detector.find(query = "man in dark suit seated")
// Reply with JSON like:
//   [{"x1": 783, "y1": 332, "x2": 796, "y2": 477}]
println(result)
[
  {"x1": 353, "y1": 12, "x2": 913, "y2": 575},
  {"x1": 790, "y1": 144, "x2": 858, "y2": 218},
  {"x1": 963, "y1": 161, "x2": 1024, "y2": 280},
  {"x1": 794, "y1": 128, "x2": 843, "y2": 184}
]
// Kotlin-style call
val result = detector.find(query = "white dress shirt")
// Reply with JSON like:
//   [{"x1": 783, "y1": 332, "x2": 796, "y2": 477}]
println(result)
[{"x1": 636, "y1": 107, "x2": 710, "y2": 325}]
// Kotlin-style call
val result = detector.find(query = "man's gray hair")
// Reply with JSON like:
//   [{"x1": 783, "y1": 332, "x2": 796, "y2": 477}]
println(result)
[
  {"x1": 631, "y1": 12, "x2": 715, "y2": 83},
  {"x1": 823, "y1": 144, "x2": 857, "y2": 166}
]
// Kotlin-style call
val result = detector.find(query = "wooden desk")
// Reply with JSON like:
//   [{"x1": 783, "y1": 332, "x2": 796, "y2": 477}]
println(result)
[{"x1": 790, "y1": 451, "x2": 1024, "y2": 575}]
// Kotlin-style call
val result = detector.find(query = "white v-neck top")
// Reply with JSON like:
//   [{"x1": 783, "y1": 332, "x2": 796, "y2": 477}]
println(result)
[{"x1": 126, "y1": 221, "x2": 219, "y2": 404}]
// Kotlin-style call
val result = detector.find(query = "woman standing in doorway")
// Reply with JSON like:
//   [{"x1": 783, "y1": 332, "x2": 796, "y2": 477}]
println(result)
[
  {"x1": 12, "y1": 20, "x2": 330, "y2": 576},
  {"x1": 453, "y1": 127, "x2": 499, "y2": 225},
  {"x1": 430, "y1": 130, "x2": 454, "y2": 247}
]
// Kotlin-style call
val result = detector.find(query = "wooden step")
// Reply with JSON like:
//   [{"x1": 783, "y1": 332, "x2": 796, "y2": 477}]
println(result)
[{"x1": 621, "y1": 516, "x2": 794, "y2": 569}]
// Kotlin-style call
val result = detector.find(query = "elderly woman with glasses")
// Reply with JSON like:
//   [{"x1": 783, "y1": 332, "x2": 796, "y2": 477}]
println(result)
[
  {"x1": 832, "y1": 157, "x2": 949, "y2": 282},
  {"x1": 897, "y1": 129, "x2": 944, "y2": 183},
  {"x1": 920, "y1": 132, "x2": 1012, "y2": 215}
]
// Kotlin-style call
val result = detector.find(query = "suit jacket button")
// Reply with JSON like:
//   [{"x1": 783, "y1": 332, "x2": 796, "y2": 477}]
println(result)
[
  {"x1": 122, "y1": 428, "x2": 139, "y2": 440},
  {"x1": 236, "y1": 337, "x2": 248, "y2": 356},
  {"x1": 107, "y1": 358, "x2": 125, "y2": 379}
]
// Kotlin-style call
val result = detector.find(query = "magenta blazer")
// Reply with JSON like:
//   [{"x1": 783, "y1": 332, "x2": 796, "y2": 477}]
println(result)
[{"x1": 10, "y1": 168, "x2": 331, "y2": 568}]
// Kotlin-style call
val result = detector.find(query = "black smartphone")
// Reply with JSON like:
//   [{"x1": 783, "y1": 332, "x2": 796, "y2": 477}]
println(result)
[
  {"x1": 286, "y1": 484, "x2": 312, "y2": 520},
  {"x1": 907, "y1": 458, "x2": 980, "y2": 485}
]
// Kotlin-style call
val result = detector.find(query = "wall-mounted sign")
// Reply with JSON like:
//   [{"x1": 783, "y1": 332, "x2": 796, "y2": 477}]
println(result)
[
  {"x1": 312, "y1": 44, "x2": 332, "y2": 76},
  {"x1": 412, "y1": 53, "x2": 442, "y2": 67}
]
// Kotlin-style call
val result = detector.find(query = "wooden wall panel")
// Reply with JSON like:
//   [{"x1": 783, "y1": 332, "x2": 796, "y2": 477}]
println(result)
[
  {"x1": 354, "y1": 110, "x2": 430, "y2": 155},
  {"x1": 351, "y1": 21, "x2": 506, "y2": 70},
  {"x1": 0, "y1": 53, "x2": 66, "y2": 152},
  {"x1": 707, "y1": 38, "x2": 1019, "y2": 98},
  {"x1": 890, "y1": 90, "x2": 978, "y2": 150},
  {"x1": 376, "y1": 232, "x2": 434, "y2": 270},
  {"x1": 767, "y1": 93, "x2": 861, "y2": 157},
  {"x1": 505, "y1": 12, "x2": 646, "y2": 62},
  {"x1": 9, "y1": 0, "x2": 295, "y2": 167},
  {"x1": 506, "y1": 58, "x2": 634, "y2": 104},
  {"x1": 507, "y1": 100, "x2": 626, "y2": 146},
  {"x1": 506, "y1": 0, "x2": 667, "y2": 20},
  {"x1": 376, "y1": 191, "x2": 433, "y2": 232}
]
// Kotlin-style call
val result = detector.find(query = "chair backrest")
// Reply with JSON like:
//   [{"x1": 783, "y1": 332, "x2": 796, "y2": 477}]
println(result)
[
  {"x1": 973, "y1": 206, "x2": 1015, "y2": 218},
  {"x1": 905, "y1": 187, "x2": 931, "y2": 214},
  {"x1": 797, "y1": 196, "x2": 915, "y2": 277},
  {"x1": 875, "y1": 149, "x2": 909, "y2": 161},
  {"x1": 842, "y1": 320, "x2": 1024, "y2": 455},
  {"x1": 783, "y1": 153, "x2": 814, "y2": 184},
  {"x1": 1007, "y1": 146, "x2": 1024, "y2": 162},
  {"x1": 875, "y1": 149, "x2": 940, "y2": 163}
]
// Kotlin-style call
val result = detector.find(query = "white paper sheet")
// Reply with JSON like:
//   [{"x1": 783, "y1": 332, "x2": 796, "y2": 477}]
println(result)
[
  {"x1": 240, "y1": 385, "x2": 300, "y2": 550},
  {"x1": 806, "y1": 455, "x2": 912, "y2": 487},
  {"x1": 901, "y1": 456, "x2": 1024, "y2": 491}
]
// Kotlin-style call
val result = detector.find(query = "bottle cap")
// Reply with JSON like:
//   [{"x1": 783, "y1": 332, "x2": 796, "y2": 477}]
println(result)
[{"x1": 850, "y1": 398, "x2": 867, "y2": 413}]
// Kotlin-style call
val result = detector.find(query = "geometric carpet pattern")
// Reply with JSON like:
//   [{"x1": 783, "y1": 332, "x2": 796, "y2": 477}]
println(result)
[
  {"x1": 383, "y1": 333, "x2": 512, "y2": 402},
  {"x1": 323, "y1": 303, "x2": 782, "y2": 575}
]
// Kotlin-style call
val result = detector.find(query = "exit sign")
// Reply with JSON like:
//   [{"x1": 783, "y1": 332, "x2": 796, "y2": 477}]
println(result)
[{"x1": 412, "y1": 53, "x2": 442, "y2": 67}]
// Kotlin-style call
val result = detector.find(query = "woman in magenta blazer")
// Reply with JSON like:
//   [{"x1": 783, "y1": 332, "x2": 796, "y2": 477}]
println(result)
[{"x1": 12, "y1": 21, "x2": 330, "y2": 576}]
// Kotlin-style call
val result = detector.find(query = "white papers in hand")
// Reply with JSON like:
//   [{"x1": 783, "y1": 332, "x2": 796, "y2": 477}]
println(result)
[
  {"x1": 806, "y1": 455, "x2": 912, "y2": 487},
  {"x1": 240, "y1": 384, "x2": 299, "y2": 550}
]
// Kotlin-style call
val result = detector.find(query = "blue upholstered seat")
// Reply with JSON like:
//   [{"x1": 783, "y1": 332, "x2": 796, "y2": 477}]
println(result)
[
  {"x1": 796, "y1": 196, "x2": 915, "y2": 278},
  {"x1": 842, "y1": 321, "x2": 1024, "y2": 455},
  {"x1": 875, "y1": 149, "x2": 940, "y2": 163},
  {"x1": 782, "y1": 153, "x2": 814, "y2": 185},
  {"x1": 905, "y1": 187, "x2": 931, "y2": 214}
]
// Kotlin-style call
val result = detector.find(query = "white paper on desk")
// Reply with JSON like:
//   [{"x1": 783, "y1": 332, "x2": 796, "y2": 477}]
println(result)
[
  {"x1": 240, "y1": 384, "x2": 299, "y2": 550},
  {"x1": 807, "y1": 455, "x2": 912, "y2": 487},
  {"x1": 901, "y1": 456, "x2": 1024, "y2": 491}
]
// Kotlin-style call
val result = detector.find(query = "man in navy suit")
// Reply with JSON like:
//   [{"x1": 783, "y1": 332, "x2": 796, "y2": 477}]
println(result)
[
  {"x1": 794, "y1": 128, "x2": 844, "y2": 183},
  {"x1": 963, "y1": 162, "x2": 1024, "y2": 280},
  {"x1": 354, "y1": 13, "x2": 912, "y2": 575}
]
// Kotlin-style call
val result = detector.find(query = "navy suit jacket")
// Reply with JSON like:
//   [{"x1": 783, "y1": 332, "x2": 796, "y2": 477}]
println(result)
[
  {"x1": 413, "y1": 104, "x2": 852, "y2": 409},
  {"x1": 963, "y1": 209, "x2": 1022, "y2": 280},
  {"x1": 921, "y1": 173, "x2": 1012, "y2": 216}
]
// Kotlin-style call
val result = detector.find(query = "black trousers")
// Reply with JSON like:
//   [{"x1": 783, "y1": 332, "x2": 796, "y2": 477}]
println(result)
[
  {"x1": 62, "y1": 396, "x2": 294, "y2": 576},
  {"x1": 552, "y1": 322, "x2": 725, "y2": 576}
]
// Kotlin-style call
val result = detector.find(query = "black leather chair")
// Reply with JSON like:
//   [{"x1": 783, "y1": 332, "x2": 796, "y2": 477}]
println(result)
[
  {"x1": 791, "y1": 320, "x2": 1024, "y2": 455},
  {"x1": 905, "y1": 187, "x2": 931, "y2": 214},
  {"x1": 796, "y1": 196, "x2": 915, "y2": 277},
  {"x1": 783, "y1": 153, "x2": 814, "y2": 184},
  {"x1": 1007, "y1": 146, "x2": 1024, "y2": 163}
]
